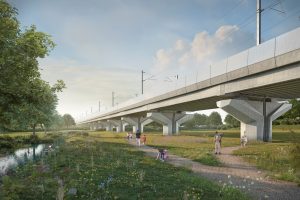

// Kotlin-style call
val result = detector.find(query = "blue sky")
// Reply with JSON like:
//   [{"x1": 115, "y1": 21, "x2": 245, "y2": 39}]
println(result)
[{"x1": 8, "y1": 0, "x2": 300, "y2": 120}]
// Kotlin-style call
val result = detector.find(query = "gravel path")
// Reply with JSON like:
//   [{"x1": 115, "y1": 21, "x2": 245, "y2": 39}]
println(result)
[{"x1": 129, "y1": 141, "x2": 300, "y2": 200}]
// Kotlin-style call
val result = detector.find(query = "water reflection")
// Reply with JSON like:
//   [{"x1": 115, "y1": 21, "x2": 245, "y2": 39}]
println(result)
[{"x1": 0, "y1": 144, "x2": 45, "y2": 176}]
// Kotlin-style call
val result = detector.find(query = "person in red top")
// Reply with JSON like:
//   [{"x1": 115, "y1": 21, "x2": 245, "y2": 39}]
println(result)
[{"x1": 141, "y1": 134, "x2": 146, "y2": 145}]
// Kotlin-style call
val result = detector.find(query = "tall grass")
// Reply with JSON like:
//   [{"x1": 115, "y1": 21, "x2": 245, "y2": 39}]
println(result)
[{"x1": 234, "y1": 130, "x2": 300, "y2": 184}]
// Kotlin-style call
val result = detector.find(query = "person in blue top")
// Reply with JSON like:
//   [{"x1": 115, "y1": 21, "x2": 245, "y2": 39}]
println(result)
[{"x1": 136, "y1": 129, "x2": 141, "y2": 146}]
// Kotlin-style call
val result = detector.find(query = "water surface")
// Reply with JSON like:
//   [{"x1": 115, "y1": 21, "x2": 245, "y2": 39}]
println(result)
[{"x1": 0, "y1": 144, "x2": 45, "y2": 176}]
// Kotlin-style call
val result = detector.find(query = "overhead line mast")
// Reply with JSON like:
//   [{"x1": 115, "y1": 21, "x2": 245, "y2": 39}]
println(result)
[{"x1": 257, "y1": 0, "x2": 262, "y2": 45}]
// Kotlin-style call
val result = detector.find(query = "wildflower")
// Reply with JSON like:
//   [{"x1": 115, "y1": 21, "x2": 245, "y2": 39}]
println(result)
[
  {"x1": 98, "y1": 182, "x2": 105, "y2": 189},
  {"x1": 107, "y1": 175, "x2": 113, "y2": 184},
  {"x1": 227, "y1": 175, "x2": 231, "y2": 179}
]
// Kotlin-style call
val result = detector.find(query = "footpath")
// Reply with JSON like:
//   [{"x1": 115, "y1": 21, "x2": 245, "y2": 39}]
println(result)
[{"x1": 129, "y1": 141, "x2": 300, "y2": 200}]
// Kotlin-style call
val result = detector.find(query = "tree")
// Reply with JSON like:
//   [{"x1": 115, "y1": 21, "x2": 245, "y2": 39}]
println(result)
[
  {"x1": 0, "y1": 1, "x2": 65, "y2": 133},
  {"x1": 207, "y1": 112, "x2": 223, "y2": 127},
  {"x1": 274, "y1": 99, "x2": 300, "y2": 125},
  {"x1": 224, "y1": 114, "x2": 240, "y2": 128},
  {"x1": 284, "y1": 99, "x2": 300, "y2": 119},
  {"x1": 194, "y1": 114, "x2": 208, "y2": 126},
  {"x1": 182, "y1": 113, "x2": 208, "y2": 129},
  {"x1": 47, "y1": 111, "x2": 64, "y2": 130},
  {"x1": 11, "y1": 79, "x2": 65, "y2": 134},
  {"x1": 63, "y1": 114, "x2": 75, "y2": 128}
]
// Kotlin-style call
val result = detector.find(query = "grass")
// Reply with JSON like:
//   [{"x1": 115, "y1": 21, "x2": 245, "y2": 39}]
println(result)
[
  {"x1": 143, "y1": 126, "x2": 300, "y2": 184},
  {"x1": 0, "y1": 131, "x2": 248, "y2": 200},
  {"x1": 145, "y1": 131, "x2": 240, "y2": 166},
  {"x1": 233, "y1": 130, "x2": 300, "y2": 184}
]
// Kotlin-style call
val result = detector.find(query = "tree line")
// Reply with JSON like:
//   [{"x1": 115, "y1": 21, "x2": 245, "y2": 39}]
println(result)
[
  {"x1": 183, "y1": 112, "x2": 223, "y2": 129},
  {"x1": 0, "y1": 1, "x2": 75, "y2": 134}
]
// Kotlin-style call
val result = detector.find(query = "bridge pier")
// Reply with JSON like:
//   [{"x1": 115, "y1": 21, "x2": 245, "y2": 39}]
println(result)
[
  {"x1": 147, "y1": 112, "x2": 193, "y2": 135},
  {"x1": 217, "y1": 99, "x2": 292, "y2": 141},
  {"x1": 107, "y1": 120, "x2": 124, "y2": 132},
  {"x1": 103, "y1": 121, "x2": 113, "y2": 131},
  {"x1": 122, "y1": 122, "x2": 129, "y2": 131},
  {"x1": 140, "y1": 118, "x2": 153, "y2": 133},
  {"x1": 89, "y1": 122, "x2": 98, "y2": 130},
  {"x1": 121, "y1": 117, "x2": 152, "y2": 133},
  {"x1": 95, "y1": 121, "x2": 102, "y2": 130}
]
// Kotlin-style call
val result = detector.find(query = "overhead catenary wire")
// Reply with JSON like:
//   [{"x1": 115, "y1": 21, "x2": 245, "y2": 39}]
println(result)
[
  {"x1": 262, "y1": 6, "x2": 300, "y2": 40},
  {"x1": 220, "y1": 0, "x2": 286, "y2": 41}
]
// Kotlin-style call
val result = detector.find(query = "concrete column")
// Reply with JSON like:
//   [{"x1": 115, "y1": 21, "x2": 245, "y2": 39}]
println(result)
[
  {"x1": 108, "y1": 120, "x2": 124, "y2": 132},
  {"x1": 147, "y1": 112, "x2": 193, "y2": 135},
  {"x1": 140, "y1": 118, "x2": 153, "y2": 133},
  {"x1": 103, "y1": 121, "x2": 112, "y2": 132},
  {"x1": 89, "y1": 122, "x2": 97, "y2": 130},
  {"x1": 96, "y1": 121, "x2": 103, "y2": 130},
  {"x1": 122, "y1": 122, "x2": 128, "y2": 132},
  {"x1": 121, "y1": 117, "x2": 152, "y2": 133},
  {"x1": 122, "y1": 117, "x2": 140, "y2": 132},
  {"x1": 217, "y1": 99, "x2": 291, "y2": 141},
  {"x1": 97, "y1": 121, "x2": 108, "y2": 131}
]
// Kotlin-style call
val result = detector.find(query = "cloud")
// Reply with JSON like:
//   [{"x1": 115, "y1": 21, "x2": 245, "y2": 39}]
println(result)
[
  {"x1": 39, "y1": 58, "x2": 140, "y2": 119},
  {"x1": 154, "y1": 49, "x2": 172, "y2": 71},
  {"x1": 174, "y1": 39, "x2": 187, "y2": 51},
  {"x1": 153, "y1": 24, "x2": 253, "y2": 72}
]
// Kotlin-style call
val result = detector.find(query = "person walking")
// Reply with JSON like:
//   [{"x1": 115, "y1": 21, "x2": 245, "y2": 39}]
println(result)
[
  {"x1": 214, "y1": 131, "x2": 221, "y2": 154},
  {"x1": 141, "y1": 134, "x2": 146, "y2": 145},
  {"x1": 241, "y1": 135, "x2": 248, "y2": 147},
  {"x1": 136, "y1": 129, "x2": 141, "y2": 146}
]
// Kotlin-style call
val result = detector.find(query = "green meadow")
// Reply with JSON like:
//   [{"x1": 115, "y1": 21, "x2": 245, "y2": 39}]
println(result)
[
  {"x1": 0, "y1": 131, "x2": 248, "y2": 200},
  {"x1": 145, "y1": 126, "x2": 300, "y2": 184}
]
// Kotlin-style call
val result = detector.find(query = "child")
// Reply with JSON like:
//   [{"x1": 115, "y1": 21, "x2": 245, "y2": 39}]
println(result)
[{"x1": 156, "y1": 149, "x2": 167, "y2": 161}]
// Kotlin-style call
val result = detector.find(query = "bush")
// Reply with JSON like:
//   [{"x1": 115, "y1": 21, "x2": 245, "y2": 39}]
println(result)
[
  {"x1": 67, "y1": 131, "x2": 89, "y2": 136},
  {"x1": 0, "y1": 140, "x2": 14, "y2": 149}
]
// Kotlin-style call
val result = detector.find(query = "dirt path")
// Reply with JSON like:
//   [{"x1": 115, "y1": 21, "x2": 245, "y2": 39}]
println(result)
[
  {"x1": 129, "y1": 141, "x2": 300, "y2": 200},
  {"x1": 218, "y1": 146, "x2": 259, "y2": 170}
]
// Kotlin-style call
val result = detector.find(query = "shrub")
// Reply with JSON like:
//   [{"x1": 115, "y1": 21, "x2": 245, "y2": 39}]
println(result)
[{"x1": 0, "y1": 140, "x2": 14, "y2": 149}]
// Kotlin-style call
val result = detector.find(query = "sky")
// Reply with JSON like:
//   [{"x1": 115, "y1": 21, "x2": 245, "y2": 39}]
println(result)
[{"x1": 8, "y1": 0, "x2": 300, "y2": 121}]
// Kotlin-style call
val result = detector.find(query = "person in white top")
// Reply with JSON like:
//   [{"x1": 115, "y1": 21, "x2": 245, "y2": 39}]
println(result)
[
  {"x1": 241, "y1": 135, "x2": 248, "y2": 147},
  {"x1": 214, "y1": 131, "x2": 221, "y2": 154}
]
